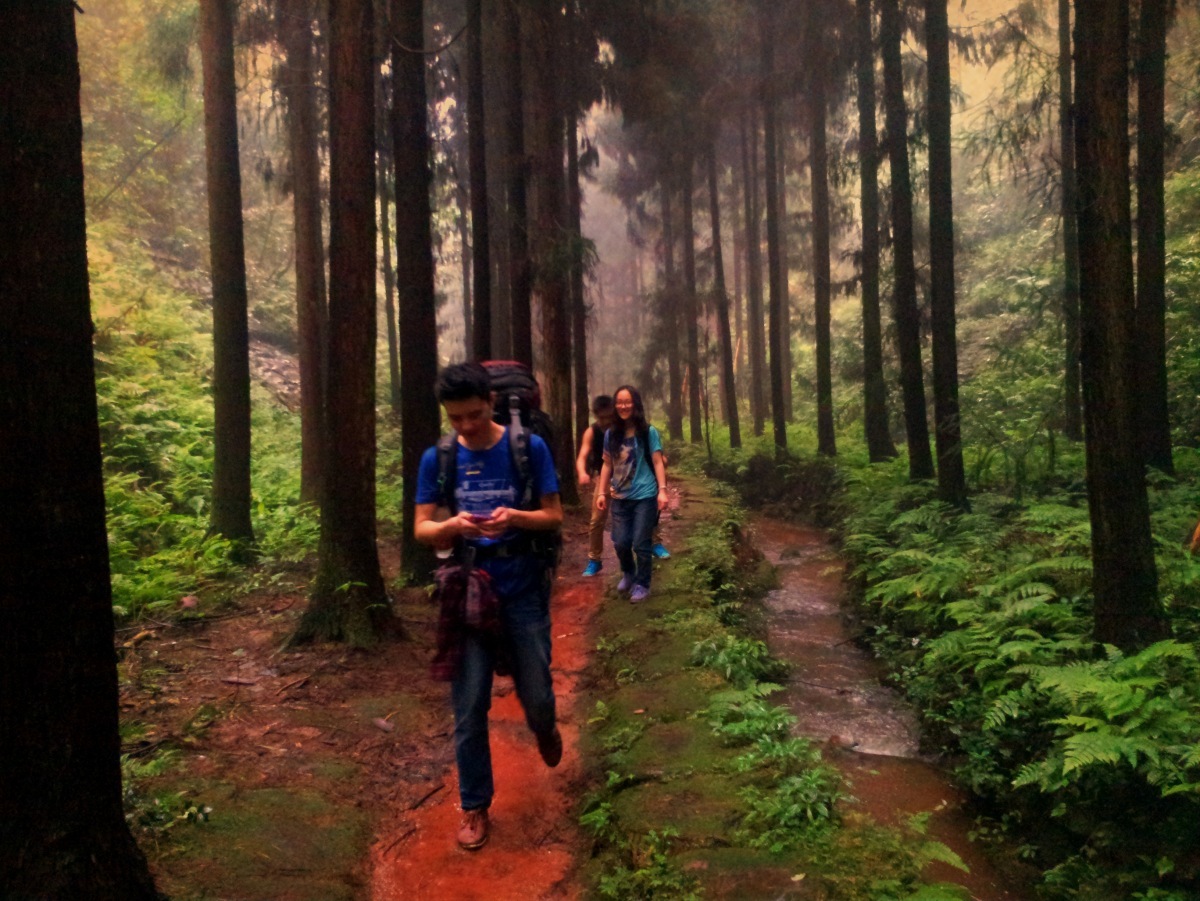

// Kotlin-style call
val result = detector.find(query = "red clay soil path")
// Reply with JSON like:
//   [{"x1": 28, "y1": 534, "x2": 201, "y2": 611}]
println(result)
[{"x1": 370, "y1": 535, "x2": 607, "y2": 900}]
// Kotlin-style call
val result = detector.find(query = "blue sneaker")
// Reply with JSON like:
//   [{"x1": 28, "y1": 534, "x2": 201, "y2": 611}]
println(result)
[
  {"x1": 582, "y1": 560, "x2": 602, "y2": 577},
  {"x1": 652, "y1": 543, "x2": 671, "y2": 560},
  {"x1": 630, "y1": 585, "x2": 649, "y2": 603},
  {"x1": 616, "y1": 574, "x2": 633, "y2": 593}
]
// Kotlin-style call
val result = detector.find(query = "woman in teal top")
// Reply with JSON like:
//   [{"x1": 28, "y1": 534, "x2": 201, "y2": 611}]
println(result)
[{"x1": 596, "y1": 385, "x2": 669, "y2": 602}]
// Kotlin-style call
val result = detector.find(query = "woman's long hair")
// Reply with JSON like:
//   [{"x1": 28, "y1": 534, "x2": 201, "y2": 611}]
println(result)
[{"x1": 607, "y1": 385, "x2": 654, "y2": 468}]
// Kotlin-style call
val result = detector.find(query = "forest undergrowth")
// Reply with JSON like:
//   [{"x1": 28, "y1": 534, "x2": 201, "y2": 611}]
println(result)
[{"x1": 703, "y1": 433, "x2": 1200, "y2": 901}]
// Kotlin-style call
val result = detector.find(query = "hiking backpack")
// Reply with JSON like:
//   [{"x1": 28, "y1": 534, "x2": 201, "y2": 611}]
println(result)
[{"x1": 435, "y1": 360, "x2": 562, "y2": 569}]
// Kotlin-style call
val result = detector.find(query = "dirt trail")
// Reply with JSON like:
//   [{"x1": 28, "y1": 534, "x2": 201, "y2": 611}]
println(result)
[{"x1": 369, "y1": 534, "x2": 607, "y2": 900}]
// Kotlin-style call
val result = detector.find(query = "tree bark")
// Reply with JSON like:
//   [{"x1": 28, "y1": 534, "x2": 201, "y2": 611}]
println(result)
[
  {"x1": 776, "y1": 110, "x2": 793, "y2": 423},
  {"x1": 297, "y1": 0, "x2": 390, "y2": 644},
  {"x1": 682, "y1": 153, "x2": 703, "y2": 443},
  {"x1": 809, "y1": 60, "x2": 836, "y2": 457},
  {"x1": 761, "y1": 2, "x2": 788, "y2": 455},
  {"x1": 1135, "y1": 0, "x2": 1173, "y2": 473},
  {"x1": 740, "y1": 109, "x2": 767, "y2": 437},
  {"x1": 707, "y1": 147, "x2": 742, "y2": 448},
  {"x1": 528, "y1": 1, "x2": 579, "y2": 505},
  {"x1": 467, "y1": 0, "x2": 492, "y2": 361},
  {"x1": 378, "y1": 96, "x2": 401, "y2": 414},
  {"x1": 282, "y1": 0, "x2": 329, "y2": 501},
  {"x1": 390, "y1": 0, "x2": 442, "y2": 584},
  {"x1": 200, "y1": 0, "x2": 255, "y2": 546},
  {"x1": 925, "y1": 0, "x2": 967, "y2": 507},
  {"x1": 1058, "y1": 0, "x2": 1082, "y2": 442},
  {"x1": 0, "y1": 5, "x2": 160, "y2": 896},
  {"x1": 505, "y1": 0, "x2": 533, "y2": 367},
  {"x1": 568, "y1": 112, "x2": 590, "y2": 448},
  {"x1": 881, "y1": 0, "x2": 934, "y2": 479},
  {"x1": 856, "y1": 0, "x2": 898, "y2": 462},
  {"x1": 662, "y1": 182, "x2": 685, "y2": 439},
  {"x1": 1074, "y1": 0, "x2": 1168, "y2": 649}
]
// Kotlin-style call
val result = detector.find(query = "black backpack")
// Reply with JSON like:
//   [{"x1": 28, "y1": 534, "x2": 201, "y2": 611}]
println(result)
[{"x1": 435, "y1": 361, "x2": 562, "y2": 570}]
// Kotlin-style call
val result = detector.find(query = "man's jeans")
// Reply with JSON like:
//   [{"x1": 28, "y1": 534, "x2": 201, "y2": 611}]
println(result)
[
  {"x1": 610, "y1": 496, "x2": 658, "y2": 589},
  {"x1": 451, "y1": 580, "x2": 556, "y2": 811}
]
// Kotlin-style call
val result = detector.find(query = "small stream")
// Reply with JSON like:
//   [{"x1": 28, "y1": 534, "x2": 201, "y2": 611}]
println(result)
[{"x1": 754, "y1": 516, "x2": 1023, "y2": 901}]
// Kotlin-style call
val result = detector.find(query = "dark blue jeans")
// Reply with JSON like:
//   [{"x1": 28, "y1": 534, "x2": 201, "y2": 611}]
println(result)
[
  {"x1": 450, "y1": 579, "x2": 556, "y2": 811},
  {"x1": 610, "y1": 496, "x2": 658, "y2": 589}
]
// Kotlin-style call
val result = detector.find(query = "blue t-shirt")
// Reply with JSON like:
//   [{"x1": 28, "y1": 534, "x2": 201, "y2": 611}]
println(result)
[
  {"x1": 604, "y1": 425, "x2": 662, "y2": 501},
  {"x1": 416, "y1": 428, "x2": 559, "y2": 600}
]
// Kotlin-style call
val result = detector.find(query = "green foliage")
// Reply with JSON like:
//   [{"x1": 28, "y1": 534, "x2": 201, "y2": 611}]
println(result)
[
  {"x1": 122, "y1": 748, "x2": 211, "y2": 839},
  {"x1": 596, "y1": 828, "x2": 703, "y2": 900},
  {"x1": 691, "y1": 635, "x2": 787, "y2": 688}
]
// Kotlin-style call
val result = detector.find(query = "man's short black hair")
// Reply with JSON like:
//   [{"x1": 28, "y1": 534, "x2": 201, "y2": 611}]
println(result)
[
  {"x1": 592, "y1": 394, "x2": 614, "y2": 414},
  {"x1": 435, "y1": 361, "x2": 491, "y2": 403}
]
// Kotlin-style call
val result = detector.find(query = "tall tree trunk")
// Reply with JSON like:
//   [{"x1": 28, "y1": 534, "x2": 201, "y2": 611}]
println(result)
[
  {"x1": 682, "y1": 153, "x2": 703, "y2": 443},
  {"x1": 740, "y1": 110, "x2": 767, "y2": 436},
  {"x1": 1074, "y1": 0, "x2": 1167, "y2": 650},
  {"x1": 776, "y1": 111, "x2": 794, "y2": 422},
  {"x1": 457, "y1": 182, "x2": 474, "y2": 357},
  {"x1": 378, "y1": 102, "x2": 401, "y2": 413},
  {"x1": 0, "y1": 7, "x2": 161, "y2": 898},
  {"x1": 1059, "y1": 0, "x2": 1082, "y2": 442},
  {"x1": 761, "y1": 2, "x2": 788, "y2": 455},
  {"x1": 856, "y1": 0, "x2": 898, "y2": 461},
  {"x1": 568, "y1": 112, "x2": 590, "y2": 448},
  {"x1": 881, "y1": 0, "x2": 934, "y2": 479},
  {"x1": 391, "y1": 0, "x2": 441, "y2": 583},
  {"x1": 529, "y1": 1, "x2": 579, "y2": 505},
  {"x1": 662, "y1": 182, "x2": 685, "y2": 439},
  {"x1": 200, "y1": 0, "x2": 255, "y2": 547},
  {"x1": 297, "y1": 0, "x2": 390, "y2": 644},
  {"x1": 485, "y1": 0, "x2": 512, "y2": 358},
  {"x1": 467, "y1": 0, "x2": 492, "y2": 361},
  {"x1": 810, "y1": 68, "x2": 836, "y2": 457},
  {"x1": 925, "y1": 0, "x2": 967, "y2": 507},
  {"x1": 708, "y1": 148, "x2": 742, "y2": 448},
  {"x1": 1135, "y1": 0, "x2": 1173, "y2": 473},
  {"x1": 731, "y1": 158, "x2": 745, "y2": 395},
  {"x1": 505, "y1": 0, "x2": 533, "y2": 366},
  {"x1": 282, "y1": 0, "x2": 329, "y2": 500}
]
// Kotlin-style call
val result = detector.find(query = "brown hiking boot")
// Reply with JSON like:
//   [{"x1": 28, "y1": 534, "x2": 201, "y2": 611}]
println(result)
[
  {"x1": 457, "y1": 807, "x2": 489, "y2": 851},
  {"x1": 536, "y1": 726, "x2": 563, "y2": 768}
]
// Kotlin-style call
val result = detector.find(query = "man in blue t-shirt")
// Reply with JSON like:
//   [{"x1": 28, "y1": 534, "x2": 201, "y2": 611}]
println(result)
[{"x1": 413, "y1": 362, "x2": 563, "y2": 852}]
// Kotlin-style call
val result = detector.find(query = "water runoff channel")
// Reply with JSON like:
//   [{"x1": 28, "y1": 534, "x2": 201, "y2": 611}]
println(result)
[{"x1": 753, "y1": 516, "x2": 1024, "y2": 901}]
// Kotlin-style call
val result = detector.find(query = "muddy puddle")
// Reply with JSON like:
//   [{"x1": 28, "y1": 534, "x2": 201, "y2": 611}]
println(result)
[{"x1": 754, "y1": 516, "x2": 1023, "y2": 901}]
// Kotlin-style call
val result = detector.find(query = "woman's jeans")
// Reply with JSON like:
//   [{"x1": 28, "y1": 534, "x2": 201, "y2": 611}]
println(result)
[
  {"x1": 610, "y1": 496, "x2": 658, "y2": 589},
  {"x1": 451, "y1": 580, "x2": 556, "y2": 811}
]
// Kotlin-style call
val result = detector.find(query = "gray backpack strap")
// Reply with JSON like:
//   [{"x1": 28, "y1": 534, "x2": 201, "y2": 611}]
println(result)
[
  {"x1": 436, "y1": 433, "x2": 459, "y2": 514},
  {"x1": 507, "y1": 395, "x2": 534, "y2": 509}
]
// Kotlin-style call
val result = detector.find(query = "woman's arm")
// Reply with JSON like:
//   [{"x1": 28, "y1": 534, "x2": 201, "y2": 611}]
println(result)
[
  {"x1": 595, "y1": 457, "x2": 613, "y2": 511},
  {"x1": 653, "y1": 450, "x2": 668, "y2": 511}
]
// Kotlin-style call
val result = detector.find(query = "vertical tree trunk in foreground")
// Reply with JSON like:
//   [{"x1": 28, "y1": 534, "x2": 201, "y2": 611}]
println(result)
[
  {"x1": 856, "y1": 0, "x2": 898, "y2": 461},
  {"x1": 1074, "y1": 0, "x2": 1167, "y2": 650},
  {"x1": 810, "y1": 67, "x2": 836, "y2": 457},
  {"x1": 741, "y1": 110, "x2": 767, "y2": 437},
  {"x1": 468, "y1": 0, "x2": 492, "y2": 361},
  {"x1": 708, "y1": 148, "x2": 742, "y2": 448},
  {"x1": 776, "y1": 112, "x2": 794, "y2": 422},
  {"x1": 682, "y1": 153, "x2": 703, "y2": 443},
  {"x1": 391, "y1": 0, "x2": 441, "y2": 583},
  {"x1": 1135, "y1": 0, "x2": 1173, "y2": 473},
  {"x1": 201, "y1": 0, "x2": 255, "y2": 546},
  {"x1": 1058, "y1": 0, "x2": 1082, "y2": 442},
  {"x1": 529, "y1": 1, "x2": 579, "y2": 504},
  {"x1": 297, "y1": 0, "x2": 390, "y2": 643},
  {"x1": 505, "y1": 0, "x2": 533, "y2": 367},
  {"x1": 881, "y1": 0, "x2": 934, "y2": 479},
  {"x1": 761, "y1": 1, "x2": 788, "y2": 455},
  {"x1": 0, "y1": 5, "x2": 159, "y2": 896},
  {"x1": 925, "y1": 0, "x2": 968, "y2": 507},
  {"x1": 282, "y1": 0, "x2": 329, "y2": 500}
]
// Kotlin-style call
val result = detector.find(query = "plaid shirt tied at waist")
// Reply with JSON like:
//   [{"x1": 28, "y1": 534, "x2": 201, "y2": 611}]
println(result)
[{"x1": 429, "y1": 563, "x2": 512, "y2": 681}]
